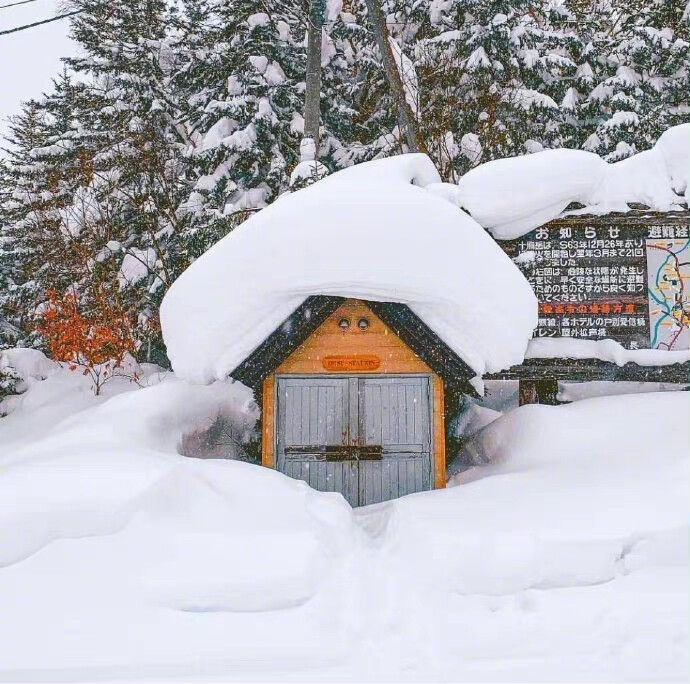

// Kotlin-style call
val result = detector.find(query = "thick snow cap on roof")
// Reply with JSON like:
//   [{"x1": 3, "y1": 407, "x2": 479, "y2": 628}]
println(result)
[
  {"x1": 455, "y1": 123, "x2": 690, "y2": 240},
  {"x1": 161, "y1": 154, "x2": 537, "y2": 383}
]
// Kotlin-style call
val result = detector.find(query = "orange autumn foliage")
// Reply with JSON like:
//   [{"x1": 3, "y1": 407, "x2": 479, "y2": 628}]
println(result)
[{"x1": 37, "y1": 290, "x2": 138, "y2": 394}]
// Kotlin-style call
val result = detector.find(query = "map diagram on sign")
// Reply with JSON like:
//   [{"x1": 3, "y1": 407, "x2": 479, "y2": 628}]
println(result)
[{"x1": 647, "y1": 239, "x2": 690, "y2": 350}]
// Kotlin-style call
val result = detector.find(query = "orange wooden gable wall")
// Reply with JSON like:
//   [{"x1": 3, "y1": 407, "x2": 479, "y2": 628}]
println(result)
[{"x1": 261, "y1": 299, "x2": 447, "y2": 488}]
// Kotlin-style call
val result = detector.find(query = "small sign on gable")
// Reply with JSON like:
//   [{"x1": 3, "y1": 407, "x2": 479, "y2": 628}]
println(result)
[{"x1": 322, "y1": 354, "x2": 381, "y2": 371}]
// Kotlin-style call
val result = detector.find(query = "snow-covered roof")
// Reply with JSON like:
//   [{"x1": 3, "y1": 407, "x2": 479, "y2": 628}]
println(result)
[
  {"x1": 160, "y1": 154, "x2": 537, "y2": 384},
  {"x1": 450, "y1": 123, "x2": 690, "y2": 240}
]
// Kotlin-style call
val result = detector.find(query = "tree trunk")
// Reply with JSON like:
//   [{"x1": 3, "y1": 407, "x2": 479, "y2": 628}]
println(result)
[
  {"x1": 362, "y1": 0, "x2": 424, "y2": 153},
  {"x1": 304, "y1": 0, "x2": 326, "y2": 150}
]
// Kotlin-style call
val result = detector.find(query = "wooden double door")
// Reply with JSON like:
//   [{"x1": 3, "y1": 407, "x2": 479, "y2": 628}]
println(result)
[{"x1": 276, "y1": 375, "x2": 433, "y2": 507}]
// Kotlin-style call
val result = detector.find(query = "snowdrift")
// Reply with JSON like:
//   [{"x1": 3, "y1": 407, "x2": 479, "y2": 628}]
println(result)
[
  {"x1": 455, "y1": 148, "x2": 607, "y2": 240},
  {"x1": 455, "y1": 123, "x2": 690, "y2": 239},
  {"x1": 0, "y1": 377, "x2": 260, "y2": 566},
  {"x1": 0, "y1": 375, "x2": 364, "y2": 675},
  {"x1": 160, "y1": 154, "x2": 537, "y2": 383},
  {"x1": 526, "y1": 336, "x2": 690, "y2": 366},
  {"x1": 403, "y1": 391, "x2": 690, "y2": 595},
  {"x1": 0, "y1": 347, "x2": 57, "y2": 385},
  {"x1": 377, "y1": 392, "x2": 689, "y2": 677},
  {"x1": 0, "y1": 380, "x2": 687, "y2": 679}
]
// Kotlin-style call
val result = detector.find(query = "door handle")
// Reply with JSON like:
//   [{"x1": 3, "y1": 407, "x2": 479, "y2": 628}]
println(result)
[{"x1": 357, "y1": 445, "x2": 383, "y2": 460}]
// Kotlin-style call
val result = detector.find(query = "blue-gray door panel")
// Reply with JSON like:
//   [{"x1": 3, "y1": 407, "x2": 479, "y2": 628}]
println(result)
[
  {"x1": 277, "y1": 377, "x2": 358, "y2": 507},
  {"x1": 359, "y1": 377, "x2": 432, "y2": 506},
  {"x1": 276, "y1": 375, "x2": 432, "y2": 506}
]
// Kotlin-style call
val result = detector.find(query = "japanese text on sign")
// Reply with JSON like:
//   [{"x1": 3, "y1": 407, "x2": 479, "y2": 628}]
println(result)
[{"x1": 505, "y1": 222, "x2": 690, "y2": 350}]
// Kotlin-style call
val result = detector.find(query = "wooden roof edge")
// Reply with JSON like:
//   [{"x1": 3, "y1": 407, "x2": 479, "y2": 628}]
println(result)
[
  {"x1": 230, "y1": 295, "x2": 345, "y2": 390},
  {"x1": 366, "y1": 301, "x2": 479, "y2": 397},
  {"x1": 230, "y1": 296, "x2": 480, "y2": 396}
]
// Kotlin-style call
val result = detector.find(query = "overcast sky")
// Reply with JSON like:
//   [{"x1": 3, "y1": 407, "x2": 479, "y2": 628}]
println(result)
[{"x1": 0, "y1": 0, "x2": 76, "y2": 139}]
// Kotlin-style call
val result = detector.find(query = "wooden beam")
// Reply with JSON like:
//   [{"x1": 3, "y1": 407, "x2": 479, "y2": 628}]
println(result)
[
  {"x1": 543, "y1": 210, "x2": 689, "y2": 228},
  {"x1": 261, "y1": 374, "x2": 276, "y2": 467},
  {"x1": 488, "y1": 359, "x2": 690, "y2": 384},
  {"x1": 433, "y1": 375, "x2": 446, "y2": 488}
]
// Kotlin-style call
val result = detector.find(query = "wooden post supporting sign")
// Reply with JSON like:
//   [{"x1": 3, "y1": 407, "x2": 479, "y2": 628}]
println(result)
[{"x1": 519, "y1": 378, "x2": 559, "y2": 406}]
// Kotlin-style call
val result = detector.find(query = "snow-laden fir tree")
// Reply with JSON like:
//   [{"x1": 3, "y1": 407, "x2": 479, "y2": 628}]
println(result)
[
  {"x1": 0, "y1": 78, "x2": 96, "y2": 348},
  {"x1": 173, "y1": 0, "x2": 412, "y2": 229},
  {"x1": 569, "y1": 0, "x2": 689, "y2": 159},
  {"x1": 317, "y1": 1, "x2": 403, "y2": 167},
  {"x1": 610, "y1": 0, "x2": 690, "y2": 154},
  {"x1": 410, "y1": 0, "x2": 578, "y2": 179},
  {"x1": 61, "y1": 0, "x2": 188, "y2": 362},
  {"x1": 0, "y1": 1, "x2": 190, "y2": 363},
  {"x1": 0, "y1": 157, "x2": 18, "y2": 350},
  {"x1": 172, "y1": 0, "x2": 309, "y2": 252}
]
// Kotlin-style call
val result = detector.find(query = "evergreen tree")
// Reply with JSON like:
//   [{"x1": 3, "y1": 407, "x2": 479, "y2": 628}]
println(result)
[
  {"x1": 1, "y1": 2, "x2": 189, "y2": 364},
  {"x1": 171, "y1": 0, "x2": 308, "y2": 253},
  {"x1": 0, "y1": 83, "x2": 91, "y2": 347},
  {"x1": 319, "y1": 1, "x2": 407, "y2": 167},
  {"x1": 172, "y1": 0, "x2": 403, "y2": 233},
  {"x1": 411, "y1": 0, "x2": 576, "y2": 180},
  {"x1": 64, "y1": 0, "x2": 189, "y2": 363},
  {"x1": 566, "y1": 0, "x2": 689, "y2": 159}
]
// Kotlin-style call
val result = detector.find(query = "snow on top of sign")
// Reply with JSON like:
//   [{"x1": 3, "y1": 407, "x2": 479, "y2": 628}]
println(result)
[
  {"x1": 454, "y1": 123, "x2": 690, "y2": 240},
  {"x1": 525, "y1": 337, "x2": 690, "y2": 367},
  {"x1": 160, "y1": 154, "x2": 538, "y2": 384},
  {"x1": 454, "y1": 148, "x2": 607, "y2": 240}
]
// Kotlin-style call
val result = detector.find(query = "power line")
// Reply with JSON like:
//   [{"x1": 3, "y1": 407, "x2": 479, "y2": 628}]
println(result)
[
  {"x1": 0, "y1": 0, "x2": 44, "y2": 10},
  {"x1": 0, "y1": 9, "x2": 80, "y2": 35}
]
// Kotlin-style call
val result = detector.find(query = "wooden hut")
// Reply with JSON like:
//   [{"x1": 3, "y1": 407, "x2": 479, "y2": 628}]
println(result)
[{"x1": 232, "y1": 296, "x2": 477, "y2": 507}]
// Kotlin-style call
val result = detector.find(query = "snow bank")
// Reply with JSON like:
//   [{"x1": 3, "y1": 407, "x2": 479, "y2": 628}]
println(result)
[
  {"x1": 455, "y1": 390, "x2": 688, "y2": 474},
  {"x1": 526, "y1": 337, "x2": 690, "y2": 366},
  {"x1": 0, "y1": 383, "x2": 687, "y2": 678},
  {"x1": 0, "y1": 347, "x2": 57, "y2": 386},
  {"x1": 0, "y1": 380, "x2": 364, "y2": 675},
  {"x1": 448, "y1": 399, "x2": 501, "y2": 440},
  {"x1": 356, "y1": 391, "x2": 688, "y2": 676},
  {"x1": 455, "y1": 123, "x2": 689, "y2": 239},
  {"x1": 402, "y1": 392, "x2": 690, "y2": 594},
  {"x1": 558, "y1": 380, "x2": 687, "y2": 402},
  {"x1": 161, "y1": 154, "x2": 537, "y2": 382},
  {"x1": 0, "y1": 378, "x2": 260, "y2": 566},
  {"x1": 587, "y1": 143, "x2": 685, "y2": 211},
  {"x1": 657, "y1": 124, "x2": 690, "y2": 204},
  {"x1": 0, "y1": 358, "x2": 157, "y2": 450}
]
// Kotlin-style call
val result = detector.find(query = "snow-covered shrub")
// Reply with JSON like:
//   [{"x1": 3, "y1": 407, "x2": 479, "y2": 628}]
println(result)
[
  {"x1": 36, "y1": 290, "x2": 140, "y2": 395},
  {"x1": 178, "y1": 410, "x2": 259, "y2": 461},
  {"x1": 0, "y1": 364, "x2": 20, "y2": 406},
  {"x1": 0, "y1": 348, "x2": 58, "y2": 415}
]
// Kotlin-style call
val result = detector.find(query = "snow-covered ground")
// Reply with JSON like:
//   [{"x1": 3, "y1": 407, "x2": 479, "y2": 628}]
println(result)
[{"x1": 0, "y1": 355, "x2": 687, "y2": 681}]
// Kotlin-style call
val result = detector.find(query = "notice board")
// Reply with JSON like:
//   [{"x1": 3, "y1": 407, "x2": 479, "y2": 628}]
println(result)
[{"x1": 500, "y1": 215, "x2": 690, "y2": 351}]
